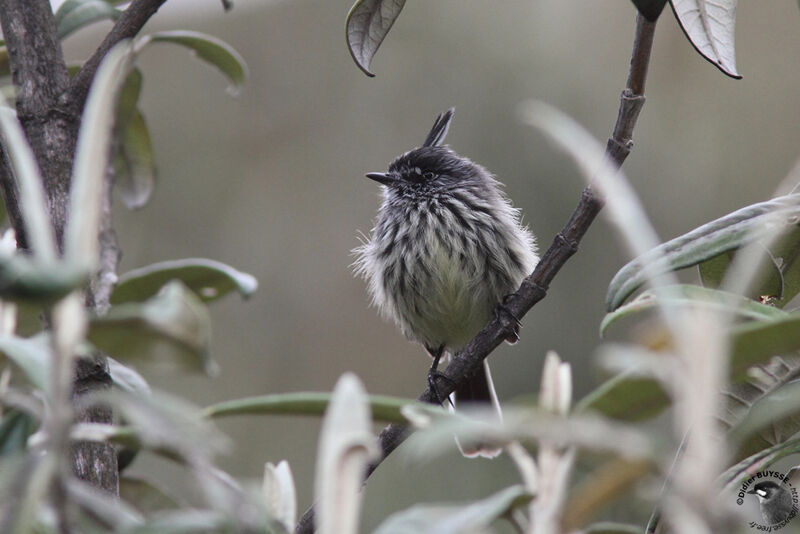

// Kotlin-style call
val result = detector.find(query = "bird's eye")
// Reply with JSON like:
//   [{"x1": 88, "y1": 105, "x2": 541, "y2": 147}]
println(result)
[{"x1": 423, "y1": 171, "x2": 435, "y2": 179}]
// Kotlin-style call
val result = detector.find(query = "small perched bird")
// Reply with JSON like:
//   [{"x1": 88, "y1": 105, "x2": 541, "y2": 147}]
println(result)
[
  {"x1": 354, "y1": 109, "x2": 538, "y2": 455},
  {"x1": 748, "y1": 480, "x2": 794, "y2": 525}
]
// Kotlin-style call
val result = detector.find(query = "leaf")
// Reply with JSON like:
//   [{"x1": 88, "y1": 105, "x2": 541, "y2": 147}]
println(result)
[
  {"x1": 699, "y1": 226, "x2": 800, "y2": 308},
  {"x1": 120, "y1": 475, "x2": 182, "y2": 514},
  {"x1": 112, "y1": 258, "x2": 258, "y2": 305},
  {"x1": 730, "y1": 313, "x2": 800, "y2": 382},
  {"x1": 345, "y1": 0, "x2": 406, "y2": 77},
  {"x1": 574, "y1": 368, "x2": 670, "y2": 422},
  {"x1": 600, "y1": 284, "x2": 789, "y2": 336},
  {"x1": 0, "y1": 96, "x2": 58, "y2": 259},
  {"x1": 403, "y1": 405, "x2": 654, "y2": 461},
  {"x1": 584, "y1": 523, "x2": 644, "y2": 534},
  {"x1": 88, "y1": 281, "x2": 216, "y2": 376},
  {"x1": 66, "y1": 477, "x2": 144, "y2": 530},
  {"x1": 115, "y1": 68, "x2": 143, "y2": 134},
  {"x1": 372, "y1": 485, "x2": 532, "y2": 534},
  {"x1": 630, "y1": 0, "x2": 668, "y2": 21},
  {"x1": 262, "y1": 461, "x2": 296, "y2": 532},
  {"x1": 606, "y1": 194, "x2": 800, "y2": 311},
  {"x1": 146, "y1": 31, "x2": 248, "y2": 94},
  {"x1": 107, "y1": 357, "x2": 151, "y2": 396},
  {"x1": 315, "y1": 373, "x2": 378, "y2": 534},
  {"x1": 56, "y1": 0, "x2": 122, "y2": 40},
  {"x1": 0, "y1": 409, "x2": 37, "y2": 456},
  {"x1": 670, "y1": 0, "x2": 741, "y2": 78},
  {"x1": 727, "y1": 368, "x2": 800, "y2": 460},
  {"x1": 0, "y1": 255, "x2": 86, "y2": 303},
  {"x1": 114, "y1": 109, "x2": 155, "y2": 210},
  {"x1": 66, "y1": 40, "x2": 136, "y2": 269},
  {"x1": 0, "y1": 334, "x2": 51, "y2": 390},
  {"x1": 202, "y1": 392, "x2": 414, "y2": 424}
]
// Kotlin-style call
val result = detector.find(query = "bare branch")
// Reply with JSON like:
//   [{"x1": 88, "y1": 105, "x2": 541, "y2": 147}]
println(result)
[
  {"x1": 294, "y1": 12, "x2": 658, "y2": 534},
  {"x1": 68, "y1": 0, "x2": 168, "y2": 113}
]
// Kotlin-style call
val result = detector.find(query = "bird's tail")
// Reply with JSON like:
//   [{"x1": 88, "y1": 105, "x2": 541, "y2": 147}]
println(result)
[{"x1": 450, "y1": 360, "x2": 503, "y2": 458}]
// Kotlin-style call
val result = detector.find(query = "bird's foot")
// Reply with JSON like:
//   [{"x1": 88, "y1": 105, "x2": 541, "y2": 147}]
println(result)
[
  {"x1": 496, "y1": 295, "x2": 522, "y2": 344},
  {"x1": 427, "y1": 369, "x2": 456, "y2": 407}
]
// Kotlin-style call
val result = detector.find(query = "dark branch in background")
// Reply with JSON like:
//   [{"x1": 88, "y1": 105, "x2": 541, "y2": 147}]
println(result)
[
  {"x1": 295, "y1": 12, "x2": 658, "y2": 534},
  {"x1": 68, "y1": 0, "x2": 168, "y2": 113}
]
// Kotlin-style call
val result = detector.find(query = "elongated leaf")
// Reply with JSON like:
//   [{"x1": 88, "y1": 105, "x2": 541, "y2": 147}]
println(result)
[
  {"x1": 112, "y1": 258, "x2": 257, "y2": 305},
  {"x1": 699, "y1": 226, "x2": 800, "y2": 308},
  {"x1": 56, "y1": 0, "x2": 122, "y2": 40},
  {"x1": 600, "y1": 284, "x2": 788, "y2": 336},
  {"x1": 203, "y1": 392, "x2": 415, "y2": 423},
  {"x1": 114, "y1": 109, "x2": 155, "y2": 210},
  {"x1": 66, "y1": 41, "x2": 135, "y2": 268},
  {"x1": 606, "y1": 194, "x2": 800, "y2": 311},
  {"x1": 107, "y1": 357, "x2": 151, "y2": 396},
  {"x1": 0, "y1": 409, "x2": 36, "y2": 456},
  {"x1": 373, "y1": 485, "x2": 532, "y2": 534},
  {"x1": 345, "y1": 0, "x2": 406, "y2": 77},
  {"x1": 315, "y1": 374, "x2": 377, "y2": 534},
  {"x1": 116, "y1": 68, "x2": 143, "y2": 134},
  {"x1": 262, "y1": 461, "x2": 296, "y2": 533},
  {"x1": 0, "y1": 96, "x2": 57, "y2": 259},
  {"x1": 670, "y1": 0, "x2": 741, "y2": 78},
  {"x1": 730, "y1": 313, "x2": 800, "y2": 382},
  {"x1": 584, "y1": 523, "x2": 643, "y2": 534},
  {"x1": 88, "y1": 281, "x2": 216, "y2": 376},
  {"x1": 574, "y1": 368, "x2": 670, "y2": 422},
  {"x1": 0, "y1": 334, "x2": 50, "y2": 390},
  {"x1": 120, "y1": 475, "x2": 183, "y2": 514},
  {"x1": 0, "y1": 254, "x2": 85, "y2": 303},
  {"x1": 145, "y1": 31, "x2": 248, "y2": 94},
  {"x1": 631, "y1": 0, "x2": 668, "y2": 21}
]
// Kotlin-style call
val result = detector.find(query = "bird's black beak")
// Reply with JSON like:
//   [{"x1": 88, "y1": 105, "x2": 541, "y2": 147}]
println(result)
[{"x1": 365, "y1": 172, "x2": 396, "y2": 186}]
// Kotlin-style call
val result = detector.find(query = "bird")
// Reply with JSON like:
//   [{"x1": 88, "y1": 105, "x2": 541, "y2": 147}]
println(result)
[
  {"x1": 353, "y1": 108, "x2": 539, "y2": 457},
  {"x1": 748, "y1": 480, "x2": 795, "y2": 525}
]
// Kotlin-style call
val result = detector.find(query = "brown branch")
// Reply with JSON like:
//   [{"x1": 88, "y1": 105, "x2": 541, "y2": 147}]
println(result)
[
  {"x1": 67, "y1": 0, "x2": 168, "y2": 114},
  {"x1": 294, "y1": 12, "x2": 658, "y2": 534}
]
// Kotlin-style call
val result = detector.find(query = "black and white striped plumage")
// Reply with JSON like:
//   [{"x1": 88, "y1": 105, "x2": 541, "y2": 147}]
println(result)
[{"x1": 354, "y1": 109, "x2": 538, "y2": 454}]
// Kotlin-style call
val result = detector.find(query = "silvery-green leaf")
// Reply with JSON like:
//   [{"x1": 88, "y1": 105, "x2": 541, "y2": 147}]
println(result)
[
  {"x1": 574, "y1": 368, "x2": 670, "y2": 422},
  {"x1": 402, "y1": 405, "x2": 654, "y2": 461},
  {"x1": 699, "y1": 226, "x2": 800, "y2": 308},
  {"x1": 345, "y1": 0, "x2": 406, "y2": 77},
  {"x1": 730, "y1": 313, "x2": 800, "y2": 382},
  {"x1": 120, "y1": 475, "x2": 183, "y2": 514},
  {"x1": 372, "y1": 485, "x2": 532, "y2": 534},
  {"x1": 114, "y1": 109, "x2": 155, "y2": 210},
  {"x1": 600, "y1": 284, "x2": 788, "y2": 336},
  {"x1": 262, "y1": 461, "x2": 296, "y2": 532},
  {"x1": 606, "y1": 194, "x2": 800, "y2": 311},
  {"x1": 670, "y1": 0, "x2": 741, "y2": 78},
  {"x1": 56, "y1": 0, "x2": 122, "y2": 40},
  {"x1": 116, "y1": 68, "x2": 143, "y2": 133},
  {"x1": 112, "y1": 258, "x2": 257, "y2": 305},
  {"x1": 0, "y1": 409, "x2": 36, "y2": 456},
  {"x1": 0, "y1": 255, "x2": 85, "y2": 303},
  {"x1": 0, "y1": 96, "x2": 57, "y2": 259},
  {"x1": 67, "y1": 41, "x2": 136, "y2": 269},
  {"x1": 88, "y1": 281, "x2": 216, "y2": 376},
  {"x1": 107, "y1": 357, "x2": 151, "y2": 396},
  {"x1": 66, "y1": 477, "x2": 144, "y2": 529},
  {"x1": 203, "y1": 392, "x2": 412, "y2": 423},
  {"x1": 144, "y1": 31, "x2": 248, "y2": 95},
  {"x1": 315, "y1": 373, "x2": 378, "y2": 534},
  {"x1": 0, "y1": 334, "x2": 50, "y2": 390}
]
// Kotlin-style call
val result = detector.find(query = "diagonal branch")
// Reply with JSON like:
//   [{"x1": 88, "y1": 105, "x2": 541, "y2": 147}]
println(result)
[
  {"x1": 294, "y1": 11, "x2": 658, "y2": 534},
  {"x1": 67, "y1": 0, "x2": 168, "y2": 114}
]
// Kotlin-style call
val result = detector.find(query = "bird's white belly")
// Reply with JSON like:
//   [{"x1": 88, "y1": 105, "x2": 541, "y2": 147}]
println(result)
[{"x1": 399, "y1": 239, "x2": 494, "y2": 350}]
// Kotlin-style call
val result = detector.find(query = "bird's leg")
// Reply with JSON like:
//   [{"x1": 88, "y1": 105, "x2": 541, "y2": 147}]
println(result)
[
  {"x1": 496, "y1": 294, "x2": 522, "y2": 344},
  {"x1": 426, "y1": 345, "x2": 455, "y2": 406}
]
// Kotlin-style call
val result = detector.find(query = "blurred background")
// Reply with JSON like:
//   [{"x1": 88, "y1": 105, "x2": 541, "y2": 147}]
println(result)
[{"x1": 54, "y1": 0, "x2": 800, "y2": 528}]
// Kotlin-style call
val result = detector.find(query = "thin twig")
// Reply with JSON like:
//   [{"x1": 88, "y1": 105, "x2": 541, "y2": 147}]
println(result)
[
  {"x1": 294, "y1": 12, "x2": 658, "y2": 534},
  {"x1": 67, "y1": 0, "x2": 168, "y2": 113}
]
